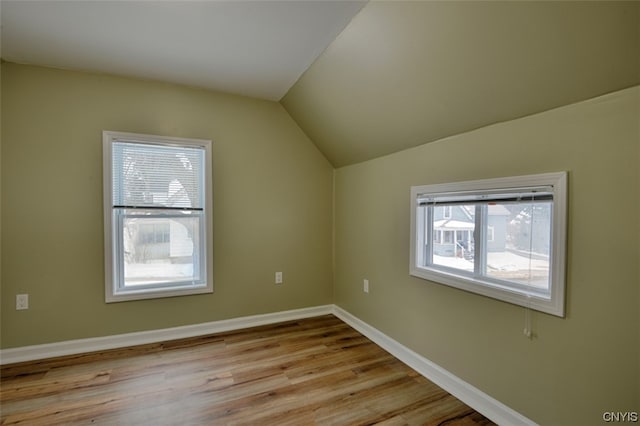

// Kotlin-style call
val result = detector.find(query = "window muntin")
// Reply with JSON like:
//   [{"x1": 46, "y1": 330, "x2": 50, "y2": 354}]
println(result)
[
  {"x1": 410, "y1": 172, "x2": 567, "y2": 317},
  {"x1": 104, "y1": 131, "x2": 213, "y2": 302}
]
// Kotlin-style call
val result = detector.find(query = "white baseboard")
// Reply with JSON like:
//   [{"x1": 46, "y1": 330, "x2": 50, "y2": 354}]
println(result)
[
  {"x1": 332, "y1": 305, "x2": 536, "y2": 426},
  {"x1": 1, "y1": 303, "x2": 533, "y2": 425},
  {"x1": 0, "y1": 305, "x2": 333, "y2": 365}
]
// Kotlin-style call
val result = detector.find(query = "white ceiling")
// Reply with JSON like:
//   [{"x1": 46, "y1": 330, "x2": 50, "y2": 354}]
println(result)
[{"x1": 0, "y1": 0, "x2": 366, "y2": 101}]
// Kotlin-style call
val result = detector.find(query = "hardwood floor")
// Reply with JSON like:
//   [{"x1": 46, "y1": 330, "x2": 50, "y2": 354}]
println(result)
[{"x1": 1, "y1": 315, "x2": 494, "y2": 425}]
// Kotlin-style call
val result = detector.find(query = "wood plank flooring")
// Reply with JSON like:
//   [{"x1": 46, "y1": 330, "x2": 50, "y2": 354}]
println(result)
[{"x1": 0, "y1": 315, "x2": 494, "y2": 425}]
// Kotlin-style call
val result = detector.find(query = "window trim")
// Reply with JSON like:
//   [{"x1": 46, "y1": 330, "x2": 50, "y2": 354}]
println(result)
[
  {"x1": 103, "y1": 131, "x2": 214, "y2": 303},
  {"x1": 410, "y1": 172, "x2": 567, "y2": 317}
]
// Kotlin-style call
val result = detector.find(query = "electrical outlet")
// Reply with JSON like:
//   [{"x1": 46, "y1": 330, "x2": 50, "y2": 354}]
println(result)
[
  {"x1": 275, "y1": 271, "x2": 283, "y2": 284},
  {"x1": 363, "y1": 279, "x2": 369, "y2": 293},
  {"x1": 16, "y1": 294, "x2": 29, "y2": 310}
]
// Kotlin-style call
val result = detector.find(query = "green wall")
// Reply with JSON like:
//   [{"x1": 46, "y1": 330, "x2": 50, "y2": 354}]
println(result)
[
  {"x1": 1, "y1": 63, "x2": 334, "y2": 347},
  {"x1": 334, "y1": 86, "x2": 639, "y2": 425}
]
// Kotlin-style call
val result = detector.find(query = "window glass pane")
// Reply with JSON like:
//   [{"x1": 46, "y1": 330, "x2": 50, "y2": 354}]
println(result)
[
  {"x1": 121, "y1": 212, "x2": 203, "y2": 287},
  {"x1": 485, "y1": 202, "x2": 551, "y2": 291},
  {"x1": 432, "y1": 205, "x2": 475, "y2": 273}
]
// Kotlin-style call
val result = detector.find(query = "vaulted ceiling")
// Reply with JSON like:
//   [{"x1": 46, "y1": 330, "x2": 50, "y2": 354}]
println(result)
[
  {"x1": 282, "y1": 1, "x2": 640, "y2": 166},
  {"x1": 1, "y1": 0, "x2": 366, "y2": 101},
  {"x1": 2, "y1": 1, "x2": 639, "y2": 167}
]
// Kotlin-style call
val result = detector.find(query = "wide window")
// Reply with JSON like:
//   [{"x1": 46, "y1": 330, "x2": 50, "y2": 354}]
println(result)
[
  {"x1": 103, "y1": 131, "x2": 213, "y2": 302},
  {"x1": 410, "y1": 172, "x2": 567, "y2": 317}
]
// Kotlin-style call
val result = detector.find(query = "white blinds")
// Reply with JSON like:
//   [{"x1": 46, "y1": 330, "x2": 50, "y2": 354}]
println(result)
[
  {"x1": 417, "y1": 185, "x2": 554, "y2": 206},
  {"x1": 112, "y1": 141, "x2": 205, "y2": 210}
]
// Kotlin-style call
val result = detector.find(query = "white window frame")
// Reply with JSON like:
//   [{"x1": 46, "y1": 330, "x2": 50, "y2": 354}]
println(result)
[
  {"x1": 410, "y1": 172, "x2": 567, "y2": 317},
  {"x1": 103, "y1": 131, "x2": 213, "y2": 303}
]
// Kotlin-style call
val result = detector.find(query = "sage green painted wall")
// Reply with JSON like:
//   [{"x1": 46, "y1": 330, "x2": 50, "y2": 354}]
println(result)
[
  {"x1": 334, "y1": 87, "x2": 640, "y2": 426},
  {"x1": 1, "y1": 63, "x2": 334, "y2": 348}
]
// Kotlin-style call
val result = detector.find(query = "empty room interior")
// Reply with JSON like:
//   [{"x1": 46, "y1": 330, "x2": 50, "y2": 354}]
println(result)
[{"x1": 1, "y1": 1, "x2": 639, "y2": 425}]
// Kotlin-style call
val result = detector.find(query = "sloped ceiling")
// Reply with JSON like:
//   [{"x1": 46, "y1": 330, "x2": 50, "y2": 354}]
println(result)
[
  {"x1": 1, "y1": 0, "x2": 366, "y2": 101},
  {"x1": 281, "y1": 1, "x2": 640, "y2": 167}
]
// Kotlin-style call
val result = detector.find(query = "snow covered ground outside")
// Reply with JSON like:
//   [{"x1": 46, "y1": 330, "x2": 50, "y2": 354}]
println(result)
[
  {"x1": 124, "y1": 262, "x2": 195, "y2": 286},
  {"x1": 433, "y1": 251, "x2": 549, "y2": 289}
]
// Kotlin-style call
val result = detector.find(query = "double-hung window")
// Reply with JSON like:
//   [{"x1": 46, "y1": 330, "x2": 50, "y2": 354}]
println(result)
[
  {"x1": 103, "y1": 131, "x2": 213, "y2": 302},
  {"x1": 410, "y1": 172, "x2": 567, "y2": 317}
]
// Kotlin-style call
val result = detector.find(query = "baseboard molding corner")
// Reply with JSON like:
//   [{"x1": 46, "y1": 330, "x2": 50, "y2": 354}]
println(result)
[
  {"x1": 331, "y1": 305, "x2": 536, "y2": 426},
  {"x1": 0, "y1": 304, "x2": 334, "y2": 366}
]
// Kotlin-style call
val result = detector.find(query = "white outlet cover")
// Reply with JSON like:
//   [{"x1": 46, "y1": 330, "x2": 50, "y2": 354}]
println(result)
[{"x1": 16, "y1": 294, "x2": 29, "y2": 310}]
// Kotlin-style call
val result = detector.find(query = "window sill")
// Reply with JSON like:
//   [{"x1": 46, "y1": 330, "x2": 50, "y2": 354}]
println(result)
[
  {"x1": 106, "y1": 284, "x2": 213, "y2": 303},
  {"x1": 410, "y1": 265, "x2": 563, "y2": 317}
]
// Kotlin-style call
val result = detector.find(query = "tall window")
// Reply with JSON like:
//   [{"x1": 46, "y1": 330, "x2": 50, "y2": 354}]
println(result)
[
  {"x1": 410, "y1": 172, "x2": 567, "y2": 317},
  {"x1": 103, "y1": 131, "x2": 213, "y2": 302}
]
